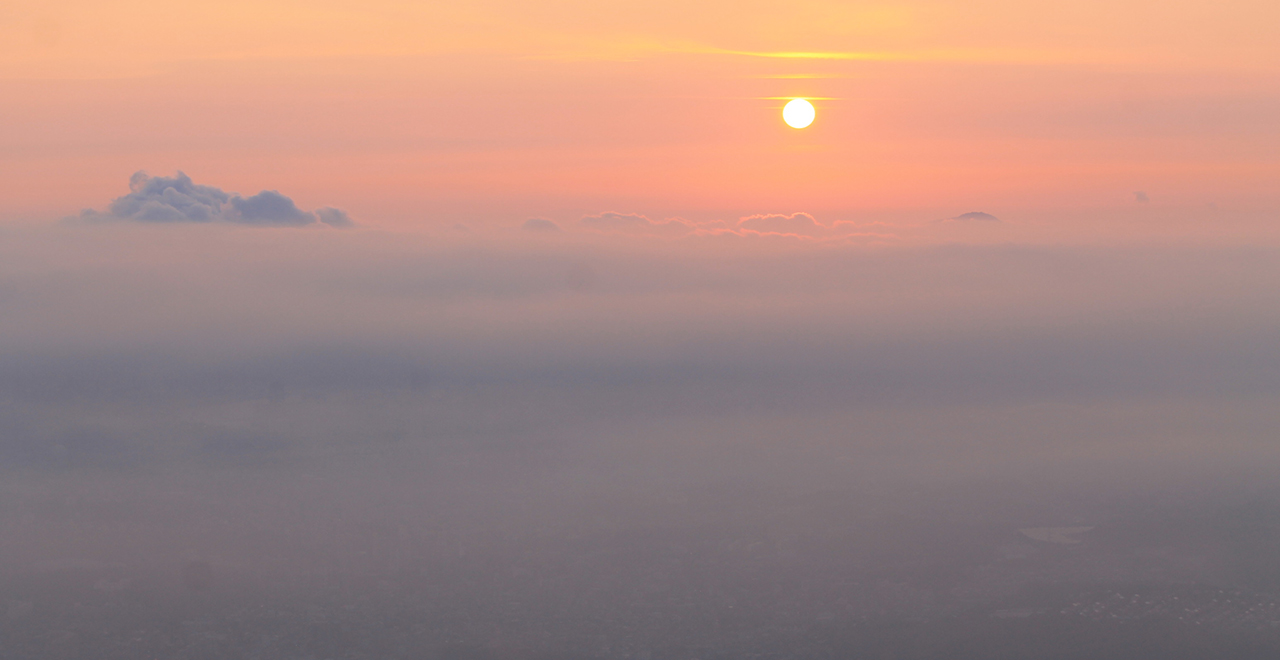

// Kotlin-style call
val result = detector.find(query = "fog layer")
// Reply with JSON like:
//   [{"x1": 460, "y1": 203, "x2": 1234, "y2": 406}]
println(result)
[{"x1": 3, "y1": 224, "x2": 1280, "y2": 658}]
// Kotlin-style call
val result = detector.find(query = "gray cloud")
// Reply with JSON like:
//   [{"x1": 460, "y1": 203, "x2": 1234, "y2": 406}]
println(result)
[
  {"x1": 576, "y1": 211, "x2": 875, "y2": 241},
  {"x1": 522, "y1": 217, "x2": 561, "y2": 232},
  {"x1": 1135, "y1": 191, "x2": 1150, "y2": 203},
  {"x1": 107, "y1": 171, "x2": 229, "y2": 222},
  {"x1": 581, "y1": 212, "x2": 654, "y2": 230},
  {"x1": 316, "y1": 207, "x2": 354, "y2": 227},
  {"x1": 580, "y1": 212, "x2": 695, "y2": 236},
  {"x1": 945, "y1": 211, "x2": 1001, "y2": 222},
  {"x1": 81, "y1": 171, "x2": 352, "y2": 227},
  {"x1": 228, "y1": 190, "x2": 313, "y2": 226},
  {"x1": 732, "y1": 212, "x2": 878, "y2": 240},
  {"x1": 736, "y1": 212, "x2": 826, "y2": 236}
]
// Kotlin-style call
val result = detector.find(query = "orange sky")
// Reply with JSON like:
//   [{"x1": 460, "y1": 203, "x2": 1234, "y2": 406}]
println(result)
[{"x1": 3, "y1": 0, "x2": 1279, "y2": 234}]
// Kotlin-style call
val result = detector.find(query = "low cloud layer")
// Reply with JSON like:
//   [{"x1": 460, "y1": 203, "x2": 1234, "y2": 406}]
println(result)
[
  {"x1": 4, "y1": 223, "x2": 1280, "y2": 644},
  {"x1": 580, "y1": 212, "x2": 698, "y2": 236},
  {"x1": 79, "y1": 171, "x2": 353, "y2": 227},
  {"x1": 2, "y1": 225, "x2": 1279, "y2": 510},
  {"x1": 735, "y1": 212, "x2": 867, "y2": 238},
  {"x1": 576, "y1": 211, "x2": 880, "y2": 241},
  {"x1": 944, "y1": 211, "x2": 1001, "y2": 222},
  {"x1": 522, "y1": 217, "x2": 561, "y2": 232}
]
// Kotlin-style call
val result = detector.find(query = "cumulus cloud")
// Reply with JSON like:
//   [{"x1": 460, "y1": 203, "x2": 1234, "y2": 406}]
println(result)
[
  {"x1": 522, "y1": 218, "x2": 561, "y2": 232},
  {"x1": 81, "y1": 171, "x2": 352, "y2": 228},
  {"x1": 107, "y1": 171, "x2": 228, "y2": 222},
  {"x1": 316, "y1": 207, "x2": 354, "y2": 228},
  {"x1": 228, "y1": 190, "x2": 313, "y2": 226}
]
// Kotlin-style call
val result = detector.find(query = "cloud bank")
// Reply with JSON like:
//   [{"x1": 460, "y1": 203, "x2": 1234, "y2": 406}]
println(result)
[
  {"x1": 5, "y1": 224, "x2": 1280, "y2": 642},
  {"x1": 80, "y1": 171, "x2": 353, "y2": 227},
  {"x1": 576, "y1": 211, "x2": 880, "y2": 241}
]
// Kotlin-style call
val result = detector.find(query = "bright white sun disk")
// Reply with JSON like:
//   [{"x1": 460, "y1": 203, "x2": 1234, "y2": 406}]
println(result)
[{"x1": 783, "y1": 98, "x2": 815, "y2": 129}]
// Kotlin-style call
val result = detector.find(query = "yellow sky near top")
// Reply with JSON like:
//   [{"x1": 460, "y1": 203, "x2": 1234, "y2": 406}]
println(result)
[{"x1": 3, "y1": 0, "x2": 1279, "y2": 78}]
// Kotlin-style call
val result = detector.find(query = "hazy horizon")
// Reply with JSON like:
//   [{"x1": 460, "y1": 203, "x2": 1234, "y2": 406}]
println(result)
[{"x1": 5, "y1": 1, "x2": 1280, "y2": 658}]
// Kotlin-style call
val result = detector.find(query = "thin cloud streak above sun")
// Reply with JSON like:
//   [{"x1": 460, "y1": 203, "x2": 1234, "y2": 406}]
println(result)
[
  {"x1": 702, "y1": 47, "x2": 1080, "y2": 64},
  {"x1": 5, "y1": 0, "x2": 1280, "y2": 79}
]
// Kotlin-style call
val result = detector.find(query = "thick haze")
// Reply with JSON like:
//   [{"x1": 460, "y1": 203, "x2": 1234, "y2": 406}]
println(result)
[
  {"x1": 4, "y1": 196, "x2": 1280, "y2": 657},
  {"x1": 4, "y1": 211, "x2": 1280, "y2": 571}
]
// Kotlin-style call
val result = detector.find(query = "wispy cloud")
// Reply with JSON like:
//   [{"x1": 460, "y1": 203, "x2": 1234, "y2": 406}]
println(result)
[
  {"x1": 574, "y1": 211, "x2": 888, "y2": 242},
  {"x1": 713, "y1": 50, "x2": 898, "y2": 60}
]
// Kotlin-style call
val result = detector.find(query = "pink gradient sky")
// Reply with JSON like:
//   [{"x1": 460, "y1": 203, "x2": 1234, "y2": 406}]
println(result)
[{"x1": 3, "y1": 0, "x2": 1279, "y2": 238}]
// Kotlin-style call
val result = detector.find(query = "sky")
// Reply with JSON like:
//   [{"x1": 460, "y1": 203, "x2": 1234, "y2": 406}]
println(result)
[
  {"x1": 4, "y1": 4, "x2": 1280, "y2": 652},
  {"x1": 3, "y1": 0, "x2": 1280, "y2": 236}
]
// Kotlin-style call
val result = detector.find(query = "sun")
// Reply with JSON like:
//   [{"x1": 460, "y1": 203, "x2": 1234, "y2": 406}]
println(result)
[{"x1": 782, "y1": 98, "x2": 815, "y2": 129}]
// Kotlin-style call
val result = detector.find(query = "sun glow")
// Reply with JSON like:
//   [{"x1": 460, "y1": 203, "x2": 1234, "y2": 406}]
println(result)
[{"x1": 782, "y1": 98, "x2": 815, "y2": 129}]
